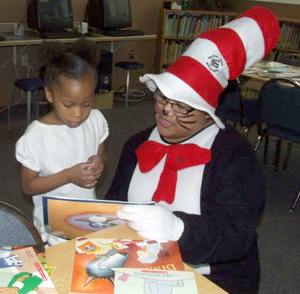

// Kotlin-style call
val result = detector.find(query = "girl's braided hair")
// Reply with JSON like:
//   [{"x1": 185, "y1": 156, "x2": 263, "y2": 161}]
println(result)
[{"x1": 39, "y1": 38, "x2": 99, "y2": 89}]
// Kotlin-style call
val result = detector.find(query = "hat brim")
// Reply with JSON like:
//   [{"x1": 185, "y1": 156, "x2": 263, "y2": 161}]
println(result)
[{"x1": 140, "y1": 72, "x2": 225, "y2": 129}]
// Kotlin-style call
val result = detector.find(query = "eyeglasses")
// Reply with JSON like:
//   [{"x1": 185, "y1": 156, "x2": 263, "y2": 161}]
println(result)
[{"x1": 153, "y1": 91, "x2": 194, "y2": 115}]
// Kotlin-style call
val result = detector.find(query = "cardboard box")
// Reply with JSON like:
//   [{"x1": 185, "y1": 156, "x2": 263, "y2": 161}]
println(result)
[{"x1": 92, "y1": 91, "x2": 113, "y2": 109}]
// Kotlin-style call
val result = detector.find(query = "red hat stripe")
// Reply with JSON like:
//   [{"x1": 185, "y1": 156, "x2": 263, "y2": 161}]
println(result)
[
  {"x1": 223, "y1": 17, "x2": 265, "y2": 69},
  {"x1": 199, "y1": 28, "x2": 247, "y2": 80},
  {"x1": 167, "y1": 56, "x2": 223, "y2": 108},
  {"x1": 239, "y1": 6, "x2": 280, "y2": 57}
]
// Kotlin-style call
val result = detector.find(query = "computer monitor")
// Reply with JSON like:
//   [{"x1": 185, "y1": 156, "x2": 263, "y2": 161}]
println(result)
[
  {"x1": 27, "y1": 0, "x2": 74, "y2": 31},
  {"x1": 86, "y1": 0, "x2": 132, "y2": 32}
]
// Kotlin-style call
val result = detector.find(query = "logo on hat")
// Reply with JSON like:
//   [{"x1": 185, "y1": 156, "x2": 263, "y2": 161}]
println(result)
[{"x1": 207, "y1": 55, "x2": 223, "y2": 73}]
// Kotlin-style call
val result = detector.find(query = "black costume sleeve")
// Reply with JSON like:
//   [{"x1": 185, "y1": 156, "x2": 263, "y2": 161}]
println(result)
[{"x1": 174, "y1": 127, "x2": 265, "y2": 265}]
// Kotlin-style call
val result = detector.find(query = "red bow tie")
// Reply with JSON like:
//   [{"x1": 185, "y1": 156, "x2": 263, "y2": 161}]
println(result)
[{"x1": 135, "y1": 140, "x2": 211, "y2": 204}]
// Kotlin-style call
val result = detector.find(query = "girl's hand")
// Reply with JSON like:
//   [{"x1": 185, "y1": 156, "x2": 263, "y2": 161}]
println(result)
[
  {"x1": 87, "y1": 155, "x2": 106, "y2": 179},
  {"x1": 66, "y1": 162, "x2": 98, "y2": 188}
]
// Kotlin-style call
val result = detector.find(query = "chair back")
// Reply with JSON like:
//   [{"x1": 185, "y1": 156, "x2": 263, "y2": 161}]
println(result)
[
  {"x1": 216, "y1": 79, "x2": 258, "y2": 127},
  {"x1": 216, "y1": 79, "x2": 243, "y2": 123},
  {"x1": 258, "y1": 78, "x2": 300, "y2": 142},
  {"x1": 0, "y1": 201, "x2": 43, "y2": 247}
]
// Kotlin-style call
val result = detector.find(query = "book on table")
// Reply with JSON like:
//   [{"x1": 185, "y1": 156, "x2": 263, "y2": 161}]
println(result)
[
  {"x1": 70, "y1": 237, "x2": 185, "y2": 294},
  {"x1": 42, "y1": 196, "x2": 154, "y2": 240},
  {"x1": 114, "y1": 268, "x2": 199, "y2": 294},
  {"x1": 0, "y1": 246, "x2": 58, "y2": 293}
]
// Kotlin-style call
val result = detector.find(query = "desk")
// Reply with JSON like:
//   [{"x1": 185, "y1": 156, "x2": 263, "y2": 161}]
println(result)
[
  {"x1": 0, "y1": 33, "x2": 157, "y2": 107},
  {"x1": 240, "y1": 61, "x2": 300, "y2": 95},
  {"x1": 0, "y1": 33, "x2": 158, "y2": 48},
  {"x1": 46, "y1": 225, "x2": 228, "y2": 294},
  {"x1": 241, "y1": 61, "x2": 300, "y2": 83}
]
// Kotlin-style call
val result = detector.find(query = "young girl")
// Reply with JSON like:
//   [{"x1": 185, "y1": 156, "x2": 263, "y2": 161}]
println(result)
[{"x1": 15, "y1": 40, "x2": 109, "y2": 245}]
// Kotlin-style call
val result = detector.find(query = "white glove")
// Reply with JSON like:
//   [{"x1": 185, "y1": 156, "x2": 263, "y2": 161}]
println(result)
[{"x1": 117, "y1": 204, "x2": 184, "y2": 241}]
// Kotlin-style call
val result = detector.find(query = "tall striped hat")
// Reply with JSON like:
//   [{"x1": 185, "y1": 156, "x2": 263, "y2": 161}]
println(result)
[{"x1": 140, "y1": 7, "x2": 280, "y2": 128}]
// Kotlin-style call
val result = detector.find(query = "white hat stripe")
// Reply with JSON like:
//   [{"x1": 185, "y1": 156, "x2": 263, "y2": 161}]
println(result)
[
  {"x1": 182, "y1": 38, "x2": 229, "y2": 89},
  {"x1": 223, "y1": 17, "x2": 265, "y2": 70}
]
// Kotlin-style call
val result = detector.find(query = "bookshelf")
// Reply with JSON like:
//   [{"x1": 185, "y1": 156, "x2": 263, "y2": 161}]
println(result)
[
  {"x1": 159, "y1": 9, "x2": 238, "y2": 72},
  {"x1": 275, "y1": 17, "x2": 300, "y2": 60},
  {"x1": 159, "y1": 9, "x2": 300, "y2": 72}
]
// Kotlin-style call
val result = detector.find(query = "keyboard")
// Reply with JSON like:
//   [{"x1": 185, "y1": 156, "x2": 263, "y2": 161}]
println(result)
[
  {"x1": 40, "y1": 30, "x2": 83, "y2": 39},
  {"x1": 103, "y1": 29, "x2": 144, "y2": 37}
]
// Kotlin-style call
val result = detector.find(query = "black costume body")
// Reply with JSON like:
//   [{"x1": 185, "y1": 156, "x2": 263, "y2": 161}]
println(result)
[{"x1": 106, "y1": 125, "x2": 265, "y2": 294}]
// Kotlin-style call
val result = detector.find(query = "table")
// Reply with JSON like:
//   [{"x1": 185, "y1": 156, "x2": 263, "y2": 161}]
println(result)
[
  {"x1": 0, "y1": 33, "x2": 158, "y2": 48},
  {"x1": 0, "y1": 32, "x2": 157, "y2": 107},
  {"x1": 46, "y1": 225, "x2": 228, "y2": 294},
  {"x1": 241, "y1": 60, "x2": 300, "y2": 82},
  {"x1": 240, "y1": 61, "x2": 300, "y2": 95}
]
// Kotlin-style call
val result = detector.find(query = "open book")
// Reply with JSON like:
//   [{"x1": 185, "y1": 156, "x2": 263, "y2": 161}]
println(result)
[
  {"x1": 70, "y1": 237, "x2": 184, "y2": 294},
  {"x1": 42, "y1": 196, "x2": 154, "y2": 239}
]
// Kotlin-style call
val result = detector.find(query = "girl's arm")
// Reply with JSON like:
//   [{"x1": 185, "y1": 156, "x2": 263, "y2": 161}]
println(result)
[{"x1": 20, "y1": 161, "x2": 98, "y2": 196}]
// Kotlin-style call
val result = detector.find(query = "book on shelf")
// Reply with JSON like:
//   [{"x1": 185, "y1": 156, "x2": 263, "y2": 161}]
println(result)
[
  {"x1": 279, "y1": 22, "x2": 300, "y2": 49},
  {"x1": 164, "y1": 12, "x2": 237, "y2": 40},
  {"x1": 70, "y1": 237, "x2": 185, "y2": 294},
  {"x1": 0, "y1": 246, "x2": 57, "y2": 293},
  {"x1": 42, "y1": 196, "x2": 154, "y2": 240},
  {"x1": 114, "y1": 268, "x2": 199, "y2": 294},
  {"x1": 163, "y1": 41, "x2": 192, "y2": 63}
]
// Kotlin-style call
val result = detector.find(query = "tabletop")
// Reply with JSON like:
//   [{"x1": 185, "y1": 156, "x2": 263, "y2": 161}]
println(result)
[
  {"x1": 241, "y1": 60, "x2": 300, "y2": 82},
  {"x1": 0, "y1": 33, "x2": 158, "y2": 47},
  {"x1": 46, "y1": 225, "x2": 228, "y2": 294}
]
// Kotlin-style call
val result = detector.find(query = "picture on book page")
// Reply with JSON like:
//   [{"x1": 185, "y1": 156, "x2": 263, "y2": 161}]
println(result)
[{"x1": 70, "y1": 237, "x2": 185, "y2": 294}]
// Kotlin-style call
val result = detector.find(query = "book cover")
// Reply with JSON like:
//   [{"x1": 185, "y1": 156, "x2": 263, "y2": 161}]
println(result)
[
  {"x1": 0, "y1": 246, "x2": 55, "y2": 277},
  {"x1": 43, "y1": 196, "x2": 154, "y2": 240},
  {"x1": 114, "y1": 268, "x2": 198, "y2": 294},
  {"x1": 70, "y1": 237, "x2": 184, "y2": 294},
  {"x1": 0, "y1": 246, "x2": 57, "y2": 294}
]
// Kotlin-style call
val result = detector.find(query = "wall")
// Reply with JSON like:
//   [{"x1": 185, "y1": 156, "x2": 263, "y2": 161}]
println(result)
[
  {"x1": 193, "y1": 0, "x2": 300, "y2": 18},
  {"x1": 231, "y1": 0, "x2": 300, "y2": 19},
  {"x1": 252, "y1": 0, "x2": 300, "y2": 3},
  {"x1": 0, "y1": 0, "x2": 167, "y2": 107}
]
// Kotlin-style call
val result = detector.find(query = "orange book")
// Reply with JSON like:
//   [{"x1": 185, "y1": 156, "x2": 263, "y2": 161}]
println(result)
[{"x1": 70, "y1": 237, "x2": 184, "y2": 294}]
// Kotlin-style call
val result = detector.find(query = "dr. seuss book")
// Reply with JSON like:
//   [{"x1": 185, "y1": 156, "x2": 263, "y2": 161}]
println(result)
[
  {"x1": 114, "y1": 268, "x2": 199, "y2": 294},
  {"x1": 0, "y1": 246, "x2": 55, "y2": 278},
  {"x1": 43, "y1": 196, "x2": 154, "y2": 240},
  {"x1": 70, "y1": 237, "x2": 184, "y2": 294},
  {"x1": 0, "y1": 246, "x2": 57, "y2": 294}
]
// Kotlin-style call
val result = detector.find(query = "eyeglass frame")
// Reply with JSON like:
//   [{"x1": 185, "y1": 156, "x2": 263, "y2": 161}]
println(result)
[{"x1": 153, "y1": 91, "x2": 195, "y2": 115}]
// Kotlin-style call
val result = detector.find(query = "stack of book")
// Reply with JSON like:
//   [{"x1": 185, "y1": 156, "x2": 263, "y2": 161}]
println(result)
[
  {"x1": 164, "y1": 13, "x2": 234, "y2": 38},
  {"x1": 42, "y1": 196, "x2": 199, "y2": 294},
  {"x1": 163, "y1": 40, "x2": 191, "y2": 63},
  {"x1": 279, "y1": 22, "x2": 300, "y2": 50}
]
